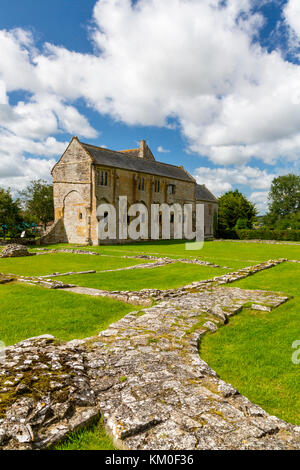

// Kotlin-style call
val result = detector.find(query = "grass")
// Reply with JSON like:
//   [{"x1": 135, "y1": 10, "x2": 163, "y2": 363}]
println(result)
[
  {"x1": 55, "y1": 262, "x2": 229, "y2": 291},
  {"x1": 0, "y1": 283, "x2": 137, "y2": 346},
  {"x1": 200, "y1": 262, "x2": 300, "y2": 425},
  {"x1": 2, "y1": 240, "x2": 300, "y2": 447},
  {"x1": 55, "y1": 419, "x2": 116, "y2": 451},
  {"x1": 0, "y1": 253, "x2": 151, "y2": 277},
  {"x1": 33, "y1": 239, "x2": 300, "y2": 270}
]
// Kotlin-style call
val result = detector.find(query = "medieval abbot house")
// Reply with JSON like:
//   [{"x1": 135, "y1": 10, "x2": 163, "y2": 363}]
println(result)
[{"x1": 42, "y1": 137, "x2": 218, "y2": 245}]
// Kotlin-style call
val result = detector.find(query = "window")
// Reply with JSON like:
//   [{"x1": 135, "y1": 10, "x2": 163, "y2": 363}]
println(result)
[
  {"x1": 138, "y1": 177, "x2": 145, "y2": 191},
  {"x1": 154, "y1": 180, "x2": 160, "y2": 193},
  {"x1": 170, "y1": 214, "x2": 174, "y2": 223},
  {"x1": 168, "y1": 184, "x2": 175, "y2": 195},
  {"x1": 97, "y1": 170, "x2": 108, "y2": 186},
  {"x1": 79, "y1": 212, "x2": 83, "y2": 220},
  {"x1": 208, "y1": 204, "x2": 212, "y2": 216}
]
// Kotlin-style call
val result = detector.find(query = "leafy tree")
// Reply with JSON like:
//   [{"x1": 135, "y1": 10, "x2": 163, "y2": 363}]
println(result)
[
  {"x1": 268, "y1": 174, "x2": 300, "y2": 219},
  {"x1": 234, "y1": 217, "x2": 250, "y2": 230},
  {"x1": 218, "y1": 190, "x2": 257, "y2": 230},
  {"x1": 0, "y1": 188, "x2": 22, "y2": 237},
  {"x1": 19, "y1": 180, "x2": 54, "y2": 230},
  {"x1": 264, "y1": 211, "x2": 300, "y2": 230}
]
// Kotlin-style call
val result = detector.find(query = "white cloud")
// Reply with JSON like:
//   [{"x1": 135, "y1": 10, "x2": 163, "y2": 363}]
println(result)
[
  {"x1": 0, "y1": 152, "x2": 56, "y2": 197},
  {"x1": 284, "y1": 0, "x2": 300, "y2": 44},
  {"x1": 193, "y1": 166, "x2": 277, "y2": 195},
  {"x1": 0, "y1": 29, "x2": 98, "y2": 194},
  {"x1": 157, "y1": 146, "x2": 170, "y2": 153},
  {"x1": 249, "y1": 191, "x2": 270, "y2": 215},
  {"x1": 193, "y1": 165, "x2": 280, "y2": 213},
  {"x1": 1, "y1": 1, "x2": 300, "y2": 194},
  {"x1": 29, "y1": 0, "x2": 300, "y2": 166}
]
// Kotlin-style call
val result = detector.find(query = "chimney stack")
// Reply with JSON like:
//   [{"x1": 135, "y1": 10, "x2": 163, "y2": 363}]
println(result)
[
  {"x1": 139, "y1": 140, "x2": 146, "y2": 159},
  {"x1": 138, "y1": 140, "x2": 155, "y2": 161}
]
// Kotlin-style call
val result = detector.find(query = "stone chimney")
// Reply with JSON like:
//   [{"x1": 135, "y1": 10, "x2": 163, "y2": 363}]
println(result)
[{"x1": 139, "y1": 140, "x2": 156, "y2": 161}]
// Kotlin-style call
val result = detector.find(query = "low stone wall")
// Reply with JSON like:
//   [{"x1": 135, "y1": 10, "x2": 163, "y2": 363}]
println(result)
[
  {"x1": 1, "y1": 257, "x2": 298, "y2": 450},
  {"x1": 0, "y1": 244, "x2": 35, "y2": 259},
  {"x1": 14, "y1": 258, "x2": 287, "y2": 308},
  {"x1": 60, "y1": 258, "x2": 287, "y2": 305},
  {"x1": 216, "y1": 238, "x2": 300, "y2": 246},
  {"x1": 36, "y1": 248, "x2": 99, "y2": 255},
  {"x1": 0, "y1": 281, "x2": 299, "y2": 450}
]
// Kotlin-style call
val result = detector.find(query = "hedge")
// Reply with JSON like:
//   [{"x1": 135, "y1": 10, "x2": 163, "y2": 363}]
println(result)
[{"x1": 219, "y1": 228, "x2": 300, "y2": 241}]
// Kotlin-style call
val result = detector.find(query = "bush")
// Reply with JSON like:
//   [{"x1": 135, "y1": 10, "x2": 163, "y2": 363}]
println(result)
[
  {"x1": 218, "y1": 229, "x2": 239, "y2": 239},
  {"x1": 236, "y1": 229, "x2": 300, "y2": 241},
  {"x1": 216, "y1": 228, "x2": 300, "y2": 241}
]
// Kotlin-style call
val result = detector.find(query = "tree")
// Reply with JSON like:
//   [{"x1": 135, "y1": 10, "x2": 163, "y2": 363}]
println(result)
[
  {"x1": 268, "y1": 174, "x2": 300, "y2": 219},
  {"x1": 19, "y1": 180, "x2": 54, "y2": 230},
  {"x1": 218, "y1": 190, "x2": 257, "y2": 231},
  {"x1": 0, "y1": 187, "x2": 22, "y2": 237},
  {"x1": 235, "y1": 217, "x2": 250, "y2": 230}
]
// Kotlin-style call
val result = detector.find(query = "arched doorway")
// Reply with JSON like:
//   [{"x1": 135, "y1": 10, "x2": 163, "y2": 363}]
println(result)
[{"x1": 63, "y1": 191, "x2": 88, "y2": 244}]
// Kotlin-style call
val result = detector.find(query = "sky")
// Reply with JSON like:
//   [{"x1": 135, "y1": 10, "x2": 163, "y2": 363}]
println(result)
[{"x1": 1, "y1": 0, "x2": 300, "y2": 214}]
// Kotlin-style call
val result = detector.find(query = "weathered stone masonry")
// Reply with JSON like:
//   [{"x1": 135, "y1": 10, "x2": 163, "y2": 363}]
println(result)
[
  {"x1": 47, "y1": 137, "x2": 218, "y2": 245},
  {"x1": 1, "y1": 259, "x2": 300, "y2": 450}
]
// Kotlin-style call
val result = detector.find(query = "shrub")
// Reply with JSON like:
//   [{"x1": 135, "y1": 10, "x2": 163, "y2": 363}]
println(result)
[{"x1": 236, "y1": 229, "x2": 300, "y2": 241}]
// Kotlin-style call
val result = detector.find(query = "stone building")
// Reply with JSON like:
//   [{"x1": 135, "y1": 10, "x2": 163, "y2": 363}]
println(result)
[{"x1": 44, "y1": 137, "x2": 218, "y2": 245}]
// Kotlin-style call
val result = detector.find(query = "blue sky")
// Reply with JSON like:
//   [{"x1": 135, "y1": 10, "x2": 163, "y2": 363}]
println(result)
[{"x1": 0, "y1": 0, "x2": 300, "y2": 213}]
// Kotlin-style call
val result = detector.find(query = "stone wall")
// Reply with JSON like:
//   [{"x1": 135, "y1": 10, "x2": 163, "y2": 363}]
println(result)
[
  {"x1": 1, "y1": 261, "x2": 299, "y2": 450},
  {"x1": 36, "y1": 218, "x2": 67, "y2": 245},
  {"x1": 51, "y1": 138, "x2": 216, "y2": 246},
  {"x1": 52, "y1": 138, "x2": 93, "y2": 244},
  {"x1": 93, "y1": 166, "x2": 197, "y2": 244}
]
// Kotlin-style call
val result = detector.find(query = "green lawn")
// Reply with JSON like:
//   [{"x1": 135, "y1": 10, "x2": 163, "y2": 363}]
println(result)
[
  {"x1": 0, "y1": 253, "x2": 151, "y2": 277},
  {"x1": 1, "y1": 240, "x2": 300, "y2": 448},
  {"x1": 56, "y1": 262, "x2": 229, "y2": 291},
  {"x1": 33, "y1": 240, "x2": 300, "y2": 270},
  {"x1": 56, "y1": 419, "x2": 116, "y2": 451},
  {"x1": 200, "y1": 262, "x2": 300, "y2": 425},
  {"x1": 0, "y1": 283, "x2": 137, "y2": 346}
]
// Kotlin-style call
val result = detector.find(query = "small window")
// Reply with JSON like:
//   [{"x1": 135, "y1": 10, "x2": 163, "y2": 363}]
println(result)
[
  {"x1": 79, "y1": 212, "x2": 83, "y2": 220},
  {"x1": 138, "y1": 177, "x2": 145, "y2": 191},
  {"x1": 97, "y1": 170, "x2": 108, "y2": 186},
  {"x1": 208, "y1": 204, "x2": 212, "y2": 216},
  {"x1": 170, "y1": 214, "x2": 174, "y2": 223},
  {"x1": 154, "y1": 180, "x2": 160, "y2": 193},
  {"x1": 168, "y1": 184, "x2": 175, "y2": 195}
]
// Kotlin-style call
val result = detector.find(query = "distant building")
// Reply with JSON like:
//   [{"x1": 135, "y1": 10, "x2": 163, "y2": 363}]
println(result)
[{"x1": 43, "y1": 137, "x2": 218, "y2": 245}]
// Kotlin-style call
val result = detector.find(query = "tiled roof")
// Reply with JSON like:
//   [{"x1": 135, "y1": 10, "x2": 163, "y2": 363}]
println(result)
[
  {"x1": 196, "y1": 184, "x2": 218, "y2": 202},
  {"x1": 119, "y1": 148, "x2": 140, "y2": 158},
  {"x1": 81, "y1": 142, "x2": 195, "y2": 182}
]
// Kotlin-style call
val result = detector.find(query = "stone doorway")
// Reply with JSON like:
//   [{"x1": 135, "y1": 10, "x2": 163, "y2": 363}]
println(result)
[{"x1": 63, "y1": 191, "x2": 88, "y2": 244}]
